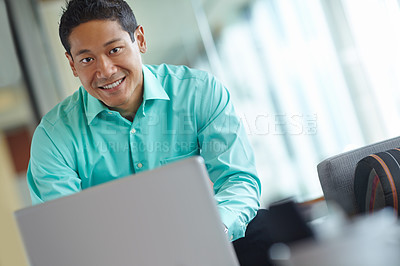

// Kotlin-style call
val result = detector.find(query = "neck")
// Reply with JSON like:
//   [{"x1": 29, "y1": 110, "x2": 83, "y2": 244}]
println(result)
[
  {"x1": 110, "y1": 97, "x2": 142, "y2": 122},
  {"x1": 122, "y1": 112, "x2": 136, "y2": 122},
  {"x1": 109, "y1": 85, "x2": 144, "y2": 122}
]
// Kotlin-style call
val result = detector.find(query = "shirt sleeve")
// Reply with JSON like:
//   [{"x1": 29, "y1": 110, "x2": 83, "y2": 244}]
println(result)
[
  {"x1": 27, "y1": 124, "x2": 81, "y2": 205},
  {"x1": 196, "y1": 74, "x2": 261, "y2": 241}
]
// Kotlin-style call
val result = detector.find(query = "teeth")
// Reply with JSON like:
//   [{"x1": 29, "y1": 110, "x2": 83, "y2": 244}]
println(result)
[{"x1": 102, "y1": 78, "x2": 123, "y2": 89}]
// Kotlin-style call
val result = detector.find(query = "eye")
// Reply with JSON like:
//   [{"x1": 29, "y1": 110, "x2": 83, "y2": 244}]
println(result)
[
  {"x1": 110, "y1": 47, "x2": 121, "y2": 54},
  {"x1": 80, "y1": 57, "x2": 93, "y2": 64}
]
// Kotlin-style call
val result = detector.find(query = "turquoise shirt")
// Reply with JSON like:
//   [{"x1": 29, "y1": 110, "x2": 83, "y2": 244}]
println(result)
[{"x1": 27, "y1": 64, "x2": 261, "y2": 241}]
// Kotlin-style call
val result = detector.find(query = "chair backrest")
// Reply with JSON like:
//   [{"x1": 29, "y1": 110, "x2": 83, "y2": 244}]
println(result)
[{"x1": 317, "y1": 136, "x2": 400, "y2": 216}]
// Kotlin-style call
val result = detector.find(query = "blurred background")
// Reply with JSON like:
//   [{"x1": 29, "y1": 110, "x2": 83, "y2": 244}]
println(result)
[{"x1": 2, "y1": 0, "x2": 400, "y2": 246}]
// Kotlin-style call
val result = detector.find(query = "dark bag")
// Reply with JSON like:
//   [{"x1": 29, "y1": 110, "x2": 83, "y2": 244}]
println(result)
[
  {"x1": 233, "y1": 200, "x2": 314, "y2": 266},
  {"x1": 354, "y1": 148, "x2": 400, "y2": 215}
]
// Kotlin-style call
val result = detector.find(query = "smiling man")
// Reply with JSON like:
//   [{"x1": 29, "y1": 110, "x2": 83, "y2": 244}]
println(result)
[
  {"x1": 65, "y1": 19, "x2": 146, "y2": 119},
  {"x1": 27, "y1": 0, "x2": 261, "y2": 242}
]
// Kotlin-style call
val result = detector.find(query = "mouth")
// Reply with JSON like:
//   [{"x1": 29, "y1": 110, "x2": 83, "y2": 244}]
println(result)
[{"x1": 99, "y1": 77, "x2": 126, "y2": 90}]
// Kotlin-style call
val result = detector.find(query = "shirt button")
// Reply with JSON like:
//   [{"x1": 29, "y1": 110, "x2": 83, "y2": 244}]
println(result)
[
  {"x1": 137, "y1": 163, "x2": 143, "y2": 168},
  {"x1": 130, "y1": 128, "x2": 136, "y2": 134}
]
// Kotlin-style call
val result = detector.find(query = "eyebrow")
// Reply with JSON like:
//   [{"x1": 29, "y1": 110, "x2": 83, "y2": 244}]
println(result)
[
  {"x1": 103, "y1": 38, "x2": 122, "y2": 47},
  {"x1": 74, "y1": 38, "x2": 123, "y2": 57}
]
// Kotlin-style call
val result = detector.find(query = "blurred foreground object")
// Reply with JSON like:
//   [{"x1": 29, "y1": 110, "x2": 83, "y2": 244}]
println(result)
[{"x1": 285, "y1": 206, "x2": 400, "y2": 266}]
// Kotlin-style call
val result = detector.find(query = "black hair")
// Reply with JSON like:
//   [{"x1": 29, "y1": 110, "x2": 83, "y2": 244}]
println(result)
[{"x1": 59, "y1": 0, "x2": 138, "y2": 56}]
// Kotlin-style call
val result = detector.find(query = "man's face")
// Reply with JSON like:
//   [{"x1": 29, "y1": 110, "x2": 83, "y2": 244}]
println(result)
[{"x1": 66, "y1": 20, "x2": 147, "y2": 114}]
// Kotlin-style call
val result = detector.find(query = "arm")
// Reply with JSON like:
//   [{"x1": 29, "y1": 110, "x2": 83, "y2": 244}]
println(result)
[
  {"x1": 197, "y1": 75, "x2": 261, "y2": 241},
  {"x1": 27, "y1": 124, "x2": 81, "y2": 205}
]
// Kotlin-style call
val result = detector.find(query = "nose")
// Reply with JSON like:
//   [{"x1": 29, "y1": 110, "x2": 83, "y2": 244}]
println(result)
[{"x1": 96, "y1": 55, "x2": 117, "y2": 79}]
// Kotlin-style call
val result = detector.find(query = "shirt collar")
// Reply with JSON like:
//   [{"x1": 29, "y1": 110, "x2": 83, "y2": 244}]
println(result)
[
  {"x1": 142, "y1": 65, "x2": 170, "y2": 101},
  {"x1": 85, "y1": 65, "x2": 170, "y2": 125},
  {"x1": 85, "y1": 87, "x2": 108, "y2": 125}
]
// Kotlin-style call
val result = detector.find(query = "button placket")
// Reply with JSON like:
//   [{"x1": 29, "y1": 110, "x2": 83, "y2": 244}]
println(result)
[{"x1": 130, "y1": 121, "x2": 143, "y2": 171}]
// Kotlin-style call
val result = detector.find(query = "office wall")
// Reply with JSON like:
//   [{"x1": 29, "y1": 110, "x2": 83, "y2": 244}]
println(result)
[{"x1": 0, "y1": 132, "x2": 28, "y2": 266}]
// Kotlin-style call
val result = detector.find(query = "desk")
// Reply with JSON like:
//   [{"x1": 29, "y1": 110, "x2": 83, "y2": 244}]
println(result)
[{"x1": 279, "y1": 208, "x2": 400, "y2": 266}]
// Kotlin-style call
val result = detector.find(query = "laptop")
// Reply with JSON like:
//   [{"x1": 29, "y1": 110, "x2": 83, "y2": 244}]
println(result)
[{"x1": 14, "y1": 156, "x2": 239, "y2": 266}]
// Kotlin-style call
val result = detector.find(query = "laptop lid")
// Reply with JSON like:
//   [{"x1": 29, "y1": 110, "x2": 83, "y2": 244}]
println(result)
[{"x1": 15, "y1": 156, "x2": 239, "y2": 266}]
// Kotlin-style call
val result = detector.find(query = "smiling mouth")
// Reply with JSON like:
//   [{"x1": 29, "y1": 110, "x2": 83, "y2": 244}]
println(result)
[{"x1": 99, "y1": 77, "x2": 125, "y2": 90}]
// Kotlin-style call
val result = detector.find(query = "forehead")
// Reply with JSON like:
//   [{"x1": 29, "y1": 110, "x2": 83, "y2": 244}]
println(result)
[{"x1": 69, "y1": 20, "x2": 130, "y2": 56}]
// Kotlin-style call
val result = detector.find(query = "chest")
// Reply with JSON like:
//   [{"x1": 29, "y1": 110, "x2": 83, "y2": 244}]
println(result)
[{"x1": 75, "y1": 109, "x2": 200, "y2": 188}]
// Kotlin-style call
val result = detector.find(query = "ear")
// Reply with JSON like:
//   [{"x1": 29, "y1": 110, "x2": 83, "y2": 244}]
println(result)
[
  {"x1": 65, "y1": 52, "x2": 78, "y2": 77},
  {"x1": 135, "y1": 25, "x2": 147, "y2": 54}
]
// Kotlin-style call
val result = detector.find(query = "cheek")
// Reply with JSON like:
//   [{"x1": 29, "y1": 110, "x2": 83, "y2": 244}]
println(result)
[{"x1": 78, "y1": 69, "x2": 95, "y2": 85}]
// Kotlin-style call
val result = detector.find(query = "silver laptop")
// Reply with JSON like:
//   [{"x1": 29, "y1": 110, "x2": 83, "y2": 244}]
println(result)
[{"x1": 15, "y1": 156, "x2": 239, "y2": 266}]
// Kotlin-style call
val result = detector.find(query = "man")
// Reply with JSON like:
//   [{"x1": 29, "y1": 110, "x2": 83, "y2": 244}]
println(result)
[{"x1": 27, "y1": 0, "x2": 261, "y2": 242}]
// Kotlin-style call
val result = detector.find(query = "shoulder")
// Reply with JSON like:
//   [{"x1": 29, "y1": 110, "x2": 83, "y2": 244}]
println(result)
[
  {"x1": 40, "y1": 87, "x2": 85, "y2": 128},
  {"x1": 145, "y1": 64, "x2": 211, "y2": 83},
  {"x1": 144, "y1": 64, "x2": 225, "y2": 99},
  {"x1": 31, "y1": 88, "x2": 86, "y2": 156}
]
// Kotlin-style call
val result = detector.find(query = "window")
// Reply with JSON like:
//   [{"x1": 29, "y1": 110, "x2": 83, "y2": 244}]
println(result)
[{"x1": 195, "y1": 0, "x2": 400, "y2": 205}]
